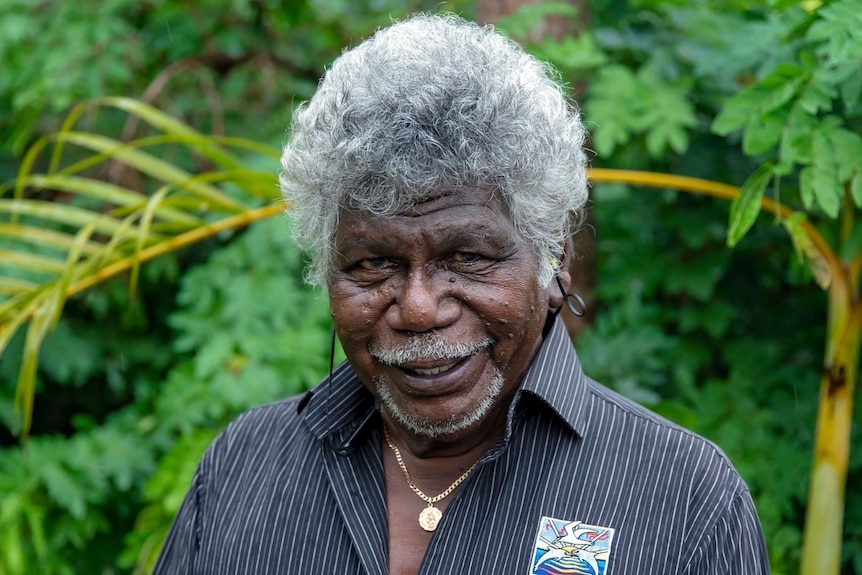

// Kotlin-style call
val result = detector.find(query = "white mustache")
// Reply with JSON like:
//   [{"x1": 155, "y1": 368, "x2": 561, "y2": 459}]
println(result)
[{"x1": 370, "y1": 333, "x2": 492, "y2": 366}]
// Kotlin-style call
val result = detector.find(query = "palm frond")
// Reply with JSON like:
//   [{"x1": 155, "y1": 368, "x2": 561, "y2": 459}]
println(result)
[{"x1": 0, "y1": 97, "x2": 284, "y2": 439}]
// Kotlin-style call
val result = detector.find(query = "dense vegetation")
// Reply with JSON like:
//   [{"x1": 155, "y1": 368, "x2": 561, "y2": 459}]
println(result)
[{"x1": 0, "y1": 0, "x2": 859, "y2": 573}]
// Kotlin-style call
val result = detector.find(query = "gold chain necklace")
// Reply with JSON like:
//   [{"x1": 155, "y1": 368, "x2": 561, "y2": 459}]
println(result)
[{"x1": 382, "y1": 426, "x2": 479, "y2": 532}]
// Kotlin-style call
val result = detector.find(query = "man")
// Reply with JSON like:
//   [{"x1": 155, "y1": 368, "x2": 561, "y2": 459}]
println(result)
[{"x1": 154, "y1": 13, "x2": 769, "y2": 575}]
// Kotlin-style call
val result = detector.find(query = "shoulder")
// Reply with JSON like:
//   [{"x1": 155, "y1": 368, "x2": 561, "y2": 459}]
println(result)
[
  {"x1": 582, "y1": 378, "x2": 764, "y2": 555},
  {"x1": 584, "y1": 376, "x2": 741, "y2": 480},
  {"x1": 201, "y1": 395, "x2": 312, "y2": 472},
  {"x1": 225, "y1": 395, "x2": 306, "y2": 440},
  {"x1": 574, "y1": 377, "x2": 751, "y2": 510}
]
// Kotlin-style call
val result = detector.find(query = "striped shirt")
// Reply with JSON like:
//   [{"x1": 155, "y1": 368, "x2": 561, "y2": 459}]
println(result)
[{"x1": 154, "y1": 317, "x2": 769, "y2": 574}]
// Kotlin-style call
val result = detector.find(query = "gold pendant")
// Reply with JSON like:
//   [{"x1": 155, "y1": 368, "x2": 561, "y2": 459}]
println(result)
[{"x1": 418, "y1": 505, "x2": 442, "y2": 532}]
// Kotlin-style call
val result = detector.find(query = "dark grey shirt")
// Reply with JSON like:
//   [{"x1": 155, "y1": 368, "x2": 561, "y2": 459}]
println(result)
[{"x1": 154, "y1": 318, "x2": 769, "y2": 574}]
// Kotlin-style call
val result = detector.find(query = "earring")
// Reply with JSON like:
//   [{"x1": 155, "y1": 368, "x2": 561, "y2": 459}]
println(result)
[{"x1": 554, "y1": 275, "x2": 587, "y2": 317}]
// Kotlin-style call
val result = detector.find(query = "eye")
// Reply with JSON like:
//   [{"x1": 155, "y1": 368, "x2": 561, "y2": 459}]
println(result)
[
  {"x1": 451, "y1": 252, "x2": 482, "y2": 263},
  {"x1": 358, "y1": 257, "x2": 391, "y2": 270}
]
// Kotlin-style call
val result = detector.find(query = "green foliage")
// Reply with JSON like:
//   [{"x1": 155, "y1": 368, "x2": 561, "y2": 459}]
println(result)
[
  {"x1": 0, "y1": 0, "x2": 141, "y2": 154},
  {"x1": 495, "y1": 2, "x2": 580, "y2": 39},
  {"x1": 0, "y1": 412, "x2": 158, "y2": 575},
  {"x1": 710, "y1": 0, "x2": 862, "y2": 231},
  {"x1": 156, "y1": 219, "x2": 334, "y2": 435},
  {"x1": 0, "y1": 217, "x2": 334, "y2": 574},
  {"x1": 728, "y1": 162, "x2": 776, "y2": 246},
  {"x1": 0, "y1": 0, "x2": 472, "y2": 162},
  {"x1": 505, "y1": 0, "x2": 862, "y2": 264},
  {"x1": 119, "y1": 428, "x2": 218, "y2": 574},
  {"x1": 0, "y1": 96, "x2": 284, "y2": 440},
  {"x1": 498, "y1": 4, "x2": 699, "y2": 160},
  {"x1": 587, "y1": 65, "x2": 697, "y2": 157},
  {"x1": 579, "y1": 182, "x2": 829, "y2": 572}
]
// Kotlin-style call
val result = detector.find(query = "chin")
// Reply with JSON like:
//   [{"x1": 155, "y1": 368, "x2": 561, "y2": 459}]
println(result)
[{"x1": 375, "y1": 370, "x2": 505, "y2": 439}]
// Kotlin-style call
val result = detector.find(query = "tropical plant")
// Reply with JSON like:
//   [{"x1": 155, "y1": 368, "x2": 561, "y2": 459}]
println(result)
[
  {"x1": 1, "y1": 1, "x2": 860, "y2": 574},
  {"x1": 709, "y1": 2, "x2": 862, "y2": 570},
  {"x1": 0, "y1": 97, "x2": 284, "y2": 434}
]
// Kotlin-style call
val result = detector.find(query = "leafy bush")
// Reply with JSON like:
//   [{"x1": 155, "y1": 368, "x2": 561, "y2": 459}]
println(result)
[{"x1": 0, "y1": 218, "x2": 335, "y2": 574}]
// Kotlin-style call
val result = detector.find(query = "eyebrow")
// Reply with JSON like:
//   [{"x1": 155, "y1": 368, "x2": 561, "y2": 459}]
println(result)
[{"x1": 433, "y1": 223, "x2": 517, "y2": 251}]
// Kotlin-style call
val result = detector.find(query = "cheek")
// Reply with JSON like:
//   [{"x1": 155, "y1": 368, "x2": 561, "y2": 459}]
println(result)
[
  {"x1": 328, "y1": 282, "x2": 392, "y2": 338},
  {"x1": 479, "y1": 279, "x2": 544, "y2": 327}
]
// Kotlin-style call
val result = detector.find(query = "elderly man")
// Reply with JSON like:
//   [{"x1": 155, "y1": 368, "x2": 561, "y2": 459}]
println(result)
[{"x1": 154, "y1": 13, "x2": 769, "y2": 575}]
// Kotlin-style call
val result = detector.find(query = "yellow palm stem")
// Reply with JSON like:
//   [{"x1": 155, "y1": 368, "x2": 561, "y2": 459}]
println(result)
[
  {"x1": 800, "y1": 270, "x2": 859, "y2": 575},
  {"x1": 588, "y1": 168, "x2": 838, "y2": 276},
  {"x1": 65, "y1": 202, "x2": 286, "y2": 298}
]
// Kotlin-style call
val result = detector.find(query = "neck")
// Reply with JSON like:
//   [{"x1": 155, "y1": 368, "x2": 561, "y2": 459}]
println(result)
[{"x1": 380, "y1": 396, "x2": 511, "y2": 460}]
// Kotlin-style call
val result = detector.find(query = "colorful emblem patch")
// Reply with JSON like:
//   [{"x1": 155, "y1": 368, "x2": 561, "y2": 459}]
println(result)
[{"x1": 529, "y1": 516, "x2": 615, "y2": 575}]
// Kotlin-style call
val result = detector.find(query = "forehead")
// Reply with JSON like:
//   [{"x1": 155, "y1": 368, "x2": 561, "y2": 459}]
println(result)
[{"x1": 336, "y1": 188, "x2": 516, "y2": 240}]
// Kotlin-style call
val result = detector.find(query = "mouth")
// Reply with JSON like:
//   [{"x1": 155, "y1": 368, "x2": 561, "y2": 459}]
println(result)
[
  {"x1": 383, "y1": 354, "x2": 479, "y2": 397},
  {"x1": 369, "y1": 335, "x2": 493, "y2": 395},
  {"x1": 402, "y1": 360, "x2": 460, "y2": 376}
]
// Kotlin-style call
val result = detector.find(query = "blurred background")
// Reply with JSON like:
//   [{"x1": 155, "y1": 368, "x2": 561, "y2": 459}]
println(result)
[{"x1": 0, "y1": 0, "x2": 859, "y2": 573}]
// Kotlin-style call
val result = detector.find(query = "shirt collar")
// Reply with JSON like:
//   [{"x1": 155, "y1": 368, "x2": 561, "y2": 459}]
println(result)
[
  {"x1": 300, "y1": 361, "x2": 376, "y2": 444},
  {"x1": 299, "y1": 316, "x2": 588, "y2": 444},
  {"x1": 514, "y1": 316, "x2": 589, "y2": 437}
]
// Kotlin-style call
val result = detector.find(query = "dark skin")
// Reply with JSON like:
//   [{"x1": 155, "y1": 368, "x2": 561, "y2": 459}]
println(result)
[{"x1": 327, "y1": 189, "x2": 570, "y2": 575}]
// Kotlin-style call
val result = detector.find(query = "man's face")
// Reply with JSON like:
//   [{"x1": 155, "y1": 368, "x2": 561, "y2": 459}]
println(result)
[{"x1": 328, "y1": 189, "x2": 552, "y2": 440}]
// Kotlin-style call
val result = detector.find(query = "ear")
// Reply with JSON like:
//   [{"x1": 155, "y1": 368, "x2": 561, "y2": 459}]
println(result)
[{"x1": 546, "y1": 239, "x2": 572, "y2": 310}]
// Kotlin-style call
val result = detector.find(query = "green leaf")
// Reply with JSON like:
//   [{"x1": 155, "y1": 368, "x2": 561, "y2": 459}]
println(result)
[
  {"x1": 495, "y1": 2, "x2": 579, "y2": 40},
  {"x1": 853, "y1": 173, "x2": 862, "y2": 208},
  {"x1": 584, "y1": 66, "x2": 642, "y2": 156},
  {"x1": 828, "y1": 127, "x2": 862, "y2": 183},
  {"x1": 840, "y1": 217, "x2": 862, "y2": 262},
  {"x1": 46, "y1": 132, "x2": 244, "y2": 212},
  {"x1": 0, "y1": 277, "x2": 37, "y2": 296},
  {"x1": 839, "y1": 65, "x2": 862, "y2": 110},
  {"x1": 778, "y1": 106, "x2": 817, "y2": 166},
  {"x1": 800, "y1": 166, "x2": 815, "y2": 209},
  {"x1": 712, "y1": 67, "x2": 804, "y2": 138},
  {"x1": 811, "y1": 129, "x2": 841, "y2": 218},
  {"x1": 712, "y1": 88, "x2": 761, "y2": 136},
  {"x1": 0, "y1": 223, "x2": 101, "y2": 256},
  {"x1": 798, "y1": 70, "x2": 836, "y2": 115},
  {"x1": 535, "y1": 33, "x2": 608, "y2": 72},
  {"x1": 727, "y1": 162, "x2": 775, "y2": 248},
  {"x1": 0, "y1": 199, "x2": 135, "y2": 238},
  {"x1": 806, "y1": 0, "x2": 862, "y2": 63},
  {"x1": 0, "y1": 251, "x2": 66, "y2": 275},
  {"x1": 652, "y1": 400, "x2": 700, "y2": 430},
  {"x1": 40, "y1": 461, "x2": 86, "y2": 519},
  {"x1": 585, "y1": 64, "x2": 696, "y2": 158},
  {"x1": 645, "y1": 126, "x2": 684, "y2": 157},
  {"x1": 664, "y1": 251, "x2": 726, "y2": 301},
  {"x1": 639, "y1": 70, "x2": 697, "y2": 157},
  {"x1": 742, "y1": 107, "x2": 788, "y2": 156},
  {"x1": 38, "y1": 320, "x2": 102, "y2": 386},
  {"x1": 770, "y1": 0, "x2": 804, "y2": 8},
  {"x1": 814, "y1": 182, "x2": 841, "y2": 218},
  {"x1": 194, "y1": 332, "x2": 235, "y2": 378},
  {"x1": 783, "y1": 213, "x2": 831, "y2": 289},
  {"x1": 12, "y1": 174, "x2": 202, "y2": 226}
]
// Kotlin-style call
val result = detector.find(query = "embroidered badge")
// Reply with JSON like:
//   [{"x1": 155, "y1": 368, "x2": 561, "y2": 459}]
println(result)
[{"x1": 529, "y1": 516, "x2": 615, "y2": 575}]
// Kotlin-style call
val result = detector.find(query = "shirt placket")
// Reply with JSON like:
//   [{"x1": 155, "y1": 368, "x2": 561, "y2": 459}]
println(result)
[{"x1": 322, "y1": 429, "x2": 389, "y2": 575}]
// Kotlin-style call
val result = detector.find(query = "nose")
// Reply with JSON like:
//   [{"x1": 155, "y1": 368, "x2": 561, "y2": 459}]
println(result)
[{"x1": 385, "y1": 269, "x2": 460, "y2": 332}]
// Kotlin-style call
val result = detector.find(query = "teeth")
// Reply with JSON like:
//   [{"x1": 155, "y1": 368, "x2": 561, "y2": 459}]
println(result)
[{"x1": 411, "y1": 362, "x2": 457, "y2": 376}]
